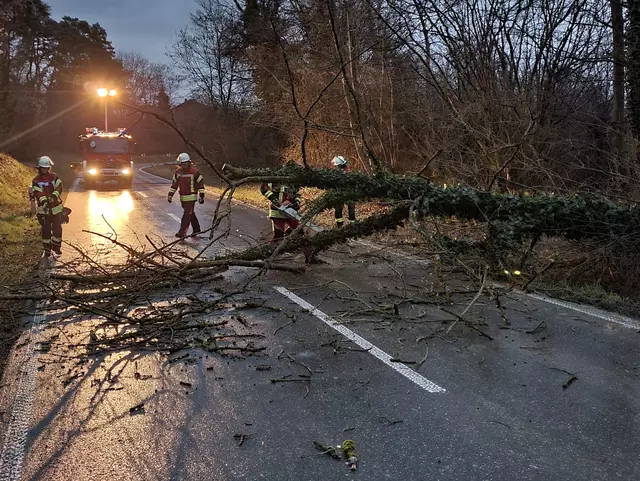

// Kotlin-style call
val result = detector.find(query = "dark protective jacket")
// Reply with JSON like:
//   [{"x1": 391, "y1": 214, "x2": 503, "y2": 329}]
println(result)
[
  {"x1": 260, "y1": 183, "x2": 300, "y2": 219},
  {"x1": 169, "y1": 165, "x2": 204, "y2": 202},
  {"x1": 31, "y1": 172, "x2": 63, "y2": 215}
]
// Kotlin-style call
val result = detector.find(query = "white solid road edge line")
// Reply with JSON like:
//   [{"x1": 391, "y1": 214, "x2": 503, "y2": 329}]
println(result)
[
  {"x1": 0, "y1": 304, "x2": 47, "y2": 480},
  {"x1": 525, "y1": 292, "x2": 640, "y2": 331},
  {"x1": 274, "y1": 286, "x2": 446, "y2": 394},
  {"x1": 0, "y1": 182, "x2": 69, "y2": 479},
  {"x1": 136, "y1": 164, "x2": 171, "y2": 184}
]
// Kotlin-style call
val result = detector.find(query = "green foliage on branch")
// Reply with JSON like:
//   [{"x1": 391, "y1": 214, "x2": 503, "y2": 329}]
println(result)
[{"x1": 224, "y1": 163, "x2": 640, "y2": 252}]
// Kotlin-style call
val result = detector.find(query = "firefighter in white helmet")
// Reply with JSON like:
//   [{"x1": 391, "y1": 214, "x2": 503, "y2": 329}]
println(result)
[
  {"x1": 168, "y1": 153, "x2": 205, "y2": 238},
  {"x1": 31, "y1": 156, "x2": 65, "y2": 258},
  {"x1": 330, "y1": 155, "x2": 356, "y2": 227}
]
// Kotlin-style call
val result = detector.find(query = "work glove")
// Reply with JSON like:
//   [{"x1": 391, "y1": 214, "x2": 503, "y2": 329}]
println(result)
[
  {"x1": 167, "y1": 194, "x2": 173, "y2": 203},
  {"x1": 62, "y1": 207, "x2": 72, "y2": 224},
  {"x1": 198, "y1": 193, "x2": 205, "y2": 205}
]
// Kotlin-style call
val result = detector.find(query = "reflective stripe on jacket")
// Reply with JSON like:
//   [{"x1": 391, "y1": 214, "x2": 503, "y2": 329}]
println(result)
[
  {"x1": 260, "y1": 182, "x2": 299, "y2": 219},
  {"x1": 32, "y1": 172, "x2": 63, "y2": 215},
  {"x1": 169, "y1": 166, "x2": 205, "y2": 202}
]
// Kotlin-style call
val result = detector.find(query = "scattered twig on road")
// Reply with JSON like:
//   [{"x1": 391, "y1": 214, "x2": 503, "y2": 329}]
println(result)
[
  {"x1": 269, "y1": 378, "x2": 310, "y2": 383},
  {"x1": 379, "y1": 416, "x2": 403, "y2": 426},
  {"x1": 390, "y1": 358, "x2": 416, "y2": 364},
  {"x1": 550, "y1": 367, "x2": 579, "y2": 389},
  {"x1": 489, "y1": 419, "x2": 511, "y2": 429},
  {"x1": 440, "y1": 308, "x2": 494, "y2": 340},
  {"x1": 563, "y1": 374, "x2": 578, "y2": 389},
  {"x1": 352, "y1": 379, "x2": 370, "y2": 391},
  {"x1": 526, "y1": 321, "x2": 546, "y2": 334},
  {"x1": 273, "y1": 321, "x2": 292, "y2": 335},
  {"x1": 233, "y1": 433, "x2": 253, "y2": 447},
  {"x1": 417, "y1": 347, "x2": 429, "y2": 369},
  {"x1": 312, "y1": 441, "x2": 341, "y2": 459}
]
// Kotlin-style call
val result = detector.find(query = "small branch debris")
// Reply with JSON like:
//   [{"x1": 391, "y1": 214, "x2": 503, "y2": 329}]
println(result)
[
  {"x1": 233, "y1": 433, "x2": 252, "y2": 447},
  {"x1": 313, "y1": 441, "x2": 341, "y2": 459},
  {"x1": 129, "y1": 403, "x2": 145, "y2": 416}
]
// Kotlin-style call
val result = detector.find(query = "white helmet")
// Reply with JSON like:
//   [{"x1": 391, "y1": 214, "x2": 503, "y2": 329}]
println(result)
[
  {"x1": 36, "y1": 156, "x2": 54, "y2": 168},
  {"x1": 177, "y1": 152, "x2": 191, "y2": 163},
  {"x1": 331, "y1": 155, "x2": 347, "y2": 167}
]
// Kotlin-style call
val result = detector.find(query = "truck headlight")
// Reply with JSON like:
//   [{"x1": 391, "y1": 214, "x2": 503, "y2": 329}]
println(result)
[
  {"x1": 88, "y1": 168, "x2": 97, "y2": 175},
  {"x1": 121, "y1": 168, "x2": 130, "y2": 175}
]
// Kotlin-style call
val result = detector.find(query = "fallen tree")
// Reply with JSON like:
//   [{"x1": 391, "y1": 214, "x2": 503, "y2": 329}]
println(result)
[
  {"x1": 11, "y1": 103, "x2": 636, "y2": 364},
  {"x1": 220, "y1": 162, "x2": 640, "y2": 255}
]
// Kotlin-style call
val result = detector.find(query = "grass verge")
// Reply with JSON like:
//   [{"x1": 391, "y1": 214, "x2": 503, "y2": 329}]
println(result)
[{"x1": 0, "y1": 153, "x2": 42, "y2": 377}]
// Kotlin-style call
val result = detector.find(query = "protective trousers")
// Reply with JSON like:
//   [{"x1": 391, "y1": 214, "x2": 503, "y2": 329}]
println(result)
[
  {"x1": 271, "y1": 218, "x2": 299, "y2": 243},
  {"x1": 179, "y1": 200, "x2": 201, "y2": 236},
  {"x1": 37, "y1": 213, "x2": 62, "y2": 256},
  {"x1": 335, "y1": 202, "x2": 356, "y2": 226}
]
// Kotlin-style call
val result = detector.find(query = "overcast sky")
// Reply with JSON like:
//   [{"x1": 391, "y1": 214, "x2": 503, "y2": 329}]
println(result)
[{"x1": 48, "y1": 0, "x2": 197, "y2": 64}]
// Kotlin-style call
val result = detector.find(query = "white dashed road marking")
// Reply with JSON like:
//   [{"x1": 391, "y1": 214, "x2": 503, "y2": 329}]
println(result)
[
  {"x1": 168, "y1": 212, "x2": 181, "y2": 223},
  {"x1": 274, "y1": 286, "x2": 446, "y2": 393}
]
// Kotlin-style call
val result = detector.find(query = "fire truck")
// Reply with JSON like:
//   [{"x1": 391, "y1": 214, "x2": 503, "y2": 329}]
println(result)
[{"x1": 79, "y1": 127, "x2": 136, "y2": 189}]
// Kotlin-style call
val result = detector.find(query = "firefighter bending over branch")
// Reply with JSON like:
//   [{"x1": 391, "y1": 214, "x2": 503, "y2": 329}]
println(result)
[
  {"x1": 31, "y1": 156, "x2": 65, "y2": 258},
  {"x1": 331, "y1": 155, "x2": 356, "y2": 227},
  {"x1": 168, "y1": 152, "x2": 205, "y2": 238},
  {"x1": 260, "y1": 181, "x2": 301, "y2": 243}
]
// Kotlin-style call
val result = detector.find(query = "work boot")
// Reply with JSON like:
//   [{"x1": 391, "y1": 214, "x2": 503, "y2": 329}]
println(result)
[{"x1": 175, "y1": 232, "x2": 185, "y2": 239}]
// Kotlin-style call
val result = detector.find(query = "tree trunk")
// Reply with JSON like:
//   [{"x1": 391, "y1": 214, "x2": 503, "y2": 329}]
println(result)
[
  {"x1": 611, "y1": 0, "x2": 626, "y2": 172},
  {"x1": 628, "y1": 0, "x2": 640, "y2": 144}
]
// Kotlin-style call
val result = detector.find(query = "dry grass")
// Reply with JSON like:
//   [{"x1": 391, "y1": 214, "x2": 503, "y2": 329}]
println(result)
[
  {"x1": 0, "y1": 153, "x2": 42, "y2": 376},
  {"x1": 0, "y1": 153, "x2": 41, "y2": 283}
]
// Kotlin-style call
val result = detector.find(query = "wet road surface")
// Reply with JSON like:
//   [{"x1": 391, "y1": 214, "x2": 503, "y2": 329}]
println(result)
[{"x1": 1, "y1": 167, "x2": 639, "y2": 481}]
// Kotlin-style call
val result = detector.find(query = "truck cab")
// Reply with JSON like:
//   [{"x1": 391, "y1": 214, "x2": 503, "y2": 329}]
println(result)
[{"x1": 79, "y1": 128, "x2": 136, "y2": 189}]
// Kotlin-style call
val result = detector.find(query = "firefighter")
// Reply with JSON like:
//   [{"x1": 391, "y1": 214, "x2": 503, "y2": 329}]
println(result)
[
  {"x1": 31, "y1": 156, "x2": 64, "y2": 258},
  {"x1": 167, "y1": 152, "x2": 205, "y2": 238},
  {"x1": 331, "y1": 155, "x2": 356, "y2": 227},
  {"x1": 260, "y1": 181, "x2": 300, "y2": 243}
]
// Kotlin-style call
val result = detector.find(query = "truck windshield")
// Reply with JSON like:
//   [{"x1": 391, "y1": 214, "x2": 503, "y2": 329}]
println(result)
[{"x1": 87, "y1": 137, "x2": 130, "y2": 153}]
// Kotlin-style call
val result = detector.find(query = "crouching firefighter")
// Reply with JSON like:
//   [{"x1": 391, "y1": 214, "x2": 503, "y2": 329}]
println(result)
[
  {"x1": 168, "y1": 152, "x2": 205, "y2": 238},
  {"x1": 331, "y1": 155, "x2": 356, "y2": 227},
  {"x1": 31, "y1": 156, "x2": 69, "y2": 258},
  {"x1": 260, "y1": 182, "x2": 300, "y2": 243}
]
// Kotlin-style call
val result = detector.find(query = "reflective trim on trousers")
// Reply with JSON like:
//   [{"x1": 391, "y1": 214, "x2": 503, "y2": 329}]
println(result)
[{"x1": 269, "y1": 210, "x2": 289, "y2": 219}]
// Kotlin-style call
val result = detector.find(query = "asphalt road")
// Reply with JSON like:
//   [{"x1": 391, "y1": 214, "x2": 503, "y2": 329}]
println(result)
[{"x1": 1, "y1": 167, "x2": 639, "y2": 481}]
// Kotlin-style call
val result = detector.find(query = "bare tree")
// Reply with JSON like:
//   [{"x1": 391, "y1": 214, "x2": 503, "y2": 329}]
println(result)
[
  {"x1": 117, "y1": 51, "x2": 178, "y2": 107},
  {"x1": 169, "y1": 0, "x2": 252, "y2": 109}
]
